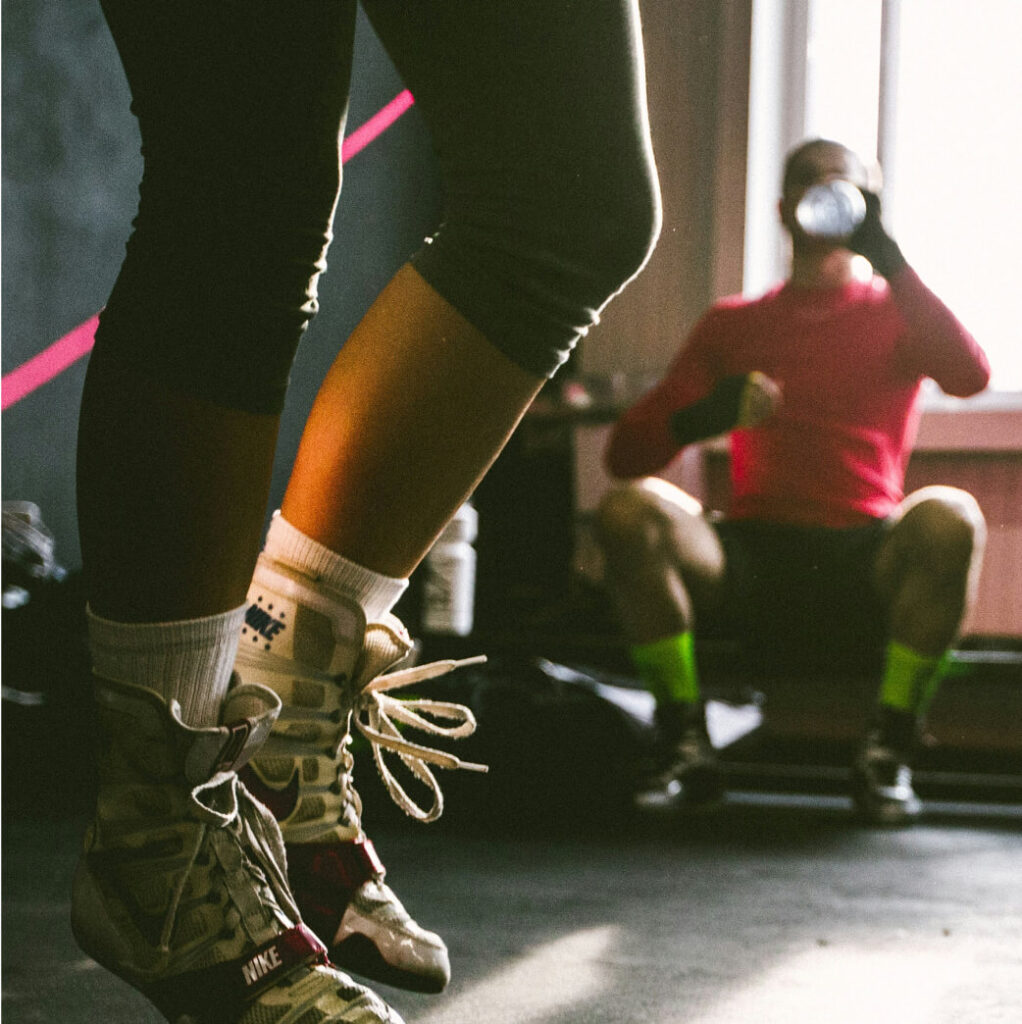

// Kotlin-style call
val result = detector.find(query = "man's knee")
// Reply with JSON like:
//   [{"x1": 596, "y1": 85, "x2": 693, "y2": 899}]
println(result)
[
  {"x1": 595, "y1": 484, "x2": 658, "y2": 554},
  {"x1": 594, "y1": 478, "x2": 694, "y2": 561},
  {"x1": 896, "y1": 486, "x2": 986, "y2": 576}
]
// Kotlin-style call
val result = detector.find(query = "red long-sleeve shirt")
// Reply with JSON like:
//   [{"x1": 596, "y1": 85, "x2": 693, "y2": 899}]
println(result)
[{"x1": 605, "y1": 268, "x2": 990, "y2": 527}]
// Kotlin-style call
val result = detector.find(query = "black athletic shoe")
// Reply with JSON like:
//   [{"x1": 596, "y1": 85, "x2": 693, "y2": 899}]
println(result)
[
  {"x1": 634, "y1": 701, "x2": 725, "y2": 811},
  {"x1": 851, "y1": 709, "x2": 922, "y2": 825}
]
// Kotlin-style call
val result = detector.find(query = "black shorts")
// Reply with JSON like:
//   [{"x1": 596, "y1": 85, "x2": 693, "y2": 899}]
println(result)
[{"x1": 704, "y1": 518, "x2": 890, "y2": 675}]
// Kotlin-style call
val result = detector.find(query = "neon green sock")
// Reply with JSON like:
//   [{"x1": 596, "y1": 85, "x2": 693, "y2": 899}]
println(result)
[
  {"x1": 878, "y1": 640, "x2": 948, "y2": 716},
  {"x1": 630, "y1": 632, "x2": 700, "y2": 705}
]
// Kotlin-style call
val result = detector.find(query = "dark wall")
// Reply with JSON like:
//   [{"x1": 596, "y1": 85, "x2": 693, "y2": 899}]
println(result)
[{"x1": 2, "y1": 1, "x2": 442, "y2": 571}]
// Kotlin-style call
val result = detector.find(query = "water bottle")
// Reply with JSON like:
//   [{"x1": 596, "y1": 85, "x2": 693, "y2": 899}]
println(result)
[
  {"x1": 422, "y1": 502, "x2": 478, "y2": 636},
  {"x1": 795, "y1": 180, "x2": 866, "y2": 240}
]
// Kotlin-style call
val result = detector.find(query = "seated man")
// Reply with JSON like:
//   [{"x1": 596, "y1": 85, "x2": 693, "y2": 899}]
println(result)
[{"x1": 596, "y1": 138, "x2": 990, "y2": 823}]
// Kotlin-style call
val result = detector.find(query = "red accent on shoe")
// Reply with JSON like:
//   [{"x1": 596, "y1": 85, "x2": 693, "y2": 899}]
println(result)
[
  {"x1": 286, "y1": 840, "x2": 385, "y2": 945},
  {"x1": 240, "y1": 763, "x2": 301, "y2": 822}
]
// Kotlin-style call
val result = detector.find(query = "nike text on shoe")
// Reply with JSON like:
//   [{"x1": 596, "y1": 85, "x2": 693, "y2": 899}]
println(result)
[
  {"x1": 71, "y1": 676, "x2": 404, "y2": 1024},
  {"x1": 235, "y1": 555, "x2": 486, "y2": 992}
]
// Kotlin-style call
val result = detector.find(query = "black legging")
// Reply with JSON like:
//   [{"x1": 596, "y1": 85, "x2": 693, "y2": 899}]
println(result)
[{"x1": 95, "y1": 0, "x2": 661, "y2": 414}]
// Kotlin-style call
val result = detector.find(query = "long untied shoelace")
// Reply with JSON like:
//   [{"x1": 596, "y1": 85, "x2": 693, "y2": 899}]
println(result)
[{"x1": 349, "y1": 655, "x2": 490, "y2": 823}]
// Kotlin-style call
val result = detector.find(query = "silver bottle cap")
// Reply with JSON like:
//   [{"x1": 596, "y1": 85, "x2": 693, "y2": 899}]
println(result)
[{"x1": 795, "y1": 180, "x2": 867, "y2": 240}]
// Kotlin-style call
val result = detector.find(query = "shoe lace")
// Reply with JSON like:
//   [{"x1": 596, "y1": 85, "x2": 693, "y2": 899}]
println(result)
[
  {"x1": 352, "y1": 655, "x2": 490, "y2": 823},
  {"x1": 159, "y1": 770, "x2": 297, "y2": 956},
  {"x1": 325, "y1": 650, "x2": 489, "y2": 826}
]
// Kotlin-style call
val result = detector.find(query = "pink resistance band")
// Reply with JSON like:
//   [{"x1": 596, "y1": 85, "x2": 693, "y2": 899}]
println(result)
[{"x1": 1, "y1": 89, "x2": 416, "y2": 413}]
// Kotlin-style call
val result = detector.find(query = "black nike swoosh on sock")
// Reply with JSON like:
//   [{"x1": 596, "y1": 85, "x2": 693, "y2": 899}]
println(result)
[{"x1": 239, "y1": 764, "x2": 301, "y2": 822}]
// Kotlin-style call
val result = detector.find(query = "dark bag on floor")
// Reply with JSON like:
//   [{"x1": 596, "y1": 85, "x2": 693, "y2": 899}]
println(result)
[{"x1": 357, "y1": 655, "x2": 659, "y2": 830}]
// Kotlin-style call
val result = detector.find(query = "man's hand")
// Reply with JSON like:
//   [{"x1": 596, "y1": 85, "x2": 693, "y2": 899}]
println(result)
[
  {"x1": 670, "y1": 371, "x2": 781, "y2": 446},
  {"x1": 737, "y1": 370, "x2": 782, "y2": 428},
  {"x1": 847, "y1": 189, "x2": 907, "y2": 278}
]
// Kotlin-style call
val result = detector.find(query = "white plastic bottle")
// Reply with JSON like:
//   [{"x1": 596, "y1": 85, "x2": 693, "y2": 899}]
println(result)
[
  {"x1": 795, "y1": 180, "x2": 866, "y2": 240},
  {"x1": 422, "y1": 502, "x2": 478, "y2": 636}
]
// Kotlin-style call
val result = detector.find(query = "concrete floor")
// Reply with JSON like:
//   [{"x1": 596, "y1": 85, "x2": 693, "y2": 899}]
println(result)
[
  {"x1": 3, "y1": 591, "x2": 1021, "y2": 1023},
  {"x1": 4, "y1": 795, "x2": 1021, "y2": 1024}
]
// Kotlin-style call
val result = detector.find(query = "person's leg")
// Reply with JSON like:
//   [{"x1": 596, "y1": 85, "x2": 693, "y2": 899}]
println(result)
[
  {"x1": 594, "y1": 478, "x2": 727, "y2": 804},
  {"x1": 596, "y1": 478, "x2": 726, "y2": 695},
  {"x1": 285, "y1": 0, "x2": 661, "y2": 570},
  {"x1": 78, "y1": 0, "x2": 357, "y2": 696},
  {"x1": 281, "y1": 266, "x2": 546, "y2": 572},
  {"x1": 874, "y1": 486, "x2": 986, "y2": 729},
  {"x1": 856, "y1": 485, "x2": 987, "y2": 822},
  {"x1": 234, "y1": 0, "x2": 661, "y2": 982},
  {"x1": 72, "y1": 4, "x2": 405, "y2": 1021},
  {"x1": 77, "y1": 362, "x2": 280, "y2": 724}
]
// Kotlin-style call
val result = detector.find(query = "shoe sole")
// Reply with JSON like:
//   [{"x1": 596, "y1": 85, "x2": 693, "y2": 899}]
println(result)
[{"x1": 331, "y1": 933, "x2": 448, "y2": 994}]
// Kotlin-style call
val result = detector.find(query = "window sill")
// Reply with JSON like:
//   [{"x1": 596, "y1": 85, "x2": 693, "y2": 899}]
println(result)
[{"x1": 916, "y1": 393, "x2": 1022, "y2": 453}]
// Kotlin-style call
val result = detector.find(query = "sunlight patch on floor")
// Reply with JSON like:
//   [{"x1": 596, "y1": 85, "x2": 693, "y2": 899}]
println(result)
[
  {"x1": 415, "y1": 925, "x2": 619, "y2": 1024},
  {"x1": 685, "y1": 939, "x2": 977, "y2": 1024}
]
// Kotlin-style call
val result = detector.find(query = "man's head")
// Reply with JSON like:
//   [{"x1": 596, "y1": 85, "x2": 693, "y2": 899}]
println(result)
[{"x1": 779, "y1": 139, "x2": 878, "y2": 242}]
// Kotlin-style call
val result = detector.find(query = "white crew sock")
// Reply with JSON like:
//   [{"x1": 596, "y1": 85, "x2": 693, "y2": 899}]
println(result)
[
  {"x1": 87, "y1": 604, "x2": 246, "y2": 727},
  {"x1": 262, "y1": 511, "x2": 408, "y2": 622}
]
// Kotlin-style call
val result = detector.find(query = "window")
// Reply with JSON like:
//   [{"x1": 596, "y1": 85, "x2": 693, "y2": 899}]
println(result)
[
  {"x1": 885, "y1": 0, "x2": 1022, "y2": 393},
  {"x1": 746, "y1": 0, "x2": 1021, "y2": 394},
  {"x1": 804, "y1": 0, "x2": 882, "y2": 161}
]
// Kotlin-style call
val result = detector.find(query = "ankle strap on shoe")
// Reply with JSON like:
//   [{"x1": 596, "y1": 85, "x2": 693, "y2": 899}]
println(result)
[
  {"x1": 145, "y1": 924, "x2": 328, "y2": 1022},
  {"x1": 238, "y1": 925, "x2": 329, "y2": 991},
  {"x1": 93, "y1": 677, "x2": 283, "y2": 787}
]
